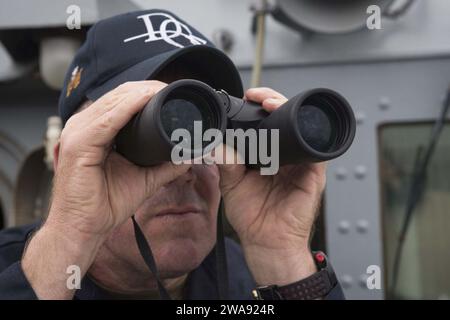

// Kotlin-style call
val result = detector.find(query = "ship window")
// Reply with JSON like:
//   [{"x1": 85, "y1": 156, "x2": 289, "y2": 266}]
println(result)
[{"x1": 379, "y1": 122, "x2": 450, "y2": 299}]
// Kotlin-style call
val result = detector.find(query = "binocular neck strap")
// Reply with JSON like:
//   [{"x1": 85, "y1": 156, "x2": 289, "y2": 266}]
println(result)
[
  {"x1": 131, "y1": 215, "x2": 172, "y2": 300},
  {"x1": 131, "y1": 199, "x2": 229, "y2": 300}
]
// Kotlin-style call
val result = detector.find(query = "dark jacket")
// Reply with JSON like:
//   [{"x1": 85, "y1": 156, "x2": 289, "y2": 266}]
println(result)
[{"x1": 0, "y1": 223, "x2": 345, "y2": 300}]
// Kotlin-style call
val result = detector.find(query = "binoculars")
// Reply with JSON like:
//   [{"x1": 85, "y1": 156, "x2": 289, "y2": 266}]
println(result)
[{"x1": 116, "y1": 79, "x2": 356, "y2": 167}]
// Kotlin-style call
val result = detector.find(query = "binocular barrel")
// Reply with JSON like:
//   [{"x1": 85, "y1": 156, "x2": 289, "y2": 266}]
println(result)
[
  {"x1": 116, "y1": 80, "x2": 227, "y2": 166},
  {"x1": 116, "y1": 79, "x2": 356, "y2": 167}
]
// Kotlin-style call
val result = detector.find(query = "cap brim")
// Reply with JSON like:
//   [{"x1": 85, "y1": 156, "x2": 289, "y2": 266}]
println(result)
[{"x1": 86, "y1": 45, "x2": 243, "y2": 101}]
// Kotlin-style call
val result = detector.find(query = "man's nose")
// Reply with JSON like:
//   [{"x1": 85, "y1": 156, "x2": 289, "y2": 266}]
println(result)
[{"x1": 173, "y1": 166, "x2": 196, "y2": 184}]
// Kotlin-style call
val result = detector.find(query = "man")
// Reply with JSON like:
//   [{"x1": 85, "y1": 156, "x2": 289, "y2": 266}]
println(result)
[{"x1": 0, "y1": 9, "x2": 344, "y2": 300}]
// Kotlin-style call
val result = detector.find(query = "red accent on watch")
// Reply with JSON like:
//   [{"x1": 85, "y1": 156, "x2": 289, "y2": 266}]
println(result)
[
  {"x1": 315, "y1": 252, "x2": 325, "y2": 263},
  {"x1": 252, "y1": 251, "x2": 338, "y2": 300}
]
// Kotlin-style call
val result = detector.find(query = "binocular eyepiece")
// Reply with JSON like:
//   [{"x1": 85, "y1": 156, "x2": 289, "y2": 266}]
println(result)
[{"x1": 116, "y1": 79, "x2": 356, "y2": 168}]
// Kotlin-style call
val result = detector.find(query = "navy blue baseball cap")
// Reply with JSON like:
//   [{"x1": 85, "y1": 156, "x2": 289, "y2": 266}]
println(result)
[{"x1": 58, "y1": 9, "x2": 243, "y2": 124}]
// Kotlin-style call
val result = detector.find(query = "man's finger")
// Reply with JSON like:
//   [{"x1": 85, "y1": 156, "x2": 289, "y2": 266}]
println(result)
[
  {"x1": 98, "y1": 81, "x2": 167, "y2": 131},
  {"x1": 84, "y1": 81, "x2": 167, "y2": 147},
  {"x1": 214, "y1": 144, "x2": 247, "y2": 195},
  {"x1": 245, "y1": 87, "x2": 286, "y2": 103},
  {"x1": 261, "y1": 97, "x2": 288, "y2": 112},
  {"x1": 71, "y1": 81, "x2": 166, "y2": 127}
]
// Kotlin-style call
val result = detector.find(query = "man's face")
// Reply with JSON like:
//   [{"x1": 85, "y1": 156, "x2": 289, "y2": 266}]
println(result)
[
  {"x1": 73, "y1": 80, "x2": 221, "y2": 281},
  {"x1": 104, "y1": 163, "x2": 221, "y2": 278}
]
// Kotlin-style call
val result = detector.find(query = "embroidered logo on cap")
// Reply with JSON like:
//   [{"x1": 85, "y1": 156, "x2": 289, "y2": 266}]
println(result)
[
  {"x1": 123, "y1": 12, "x2": 207, "y2": 48},
  {"x1": 66, "y1": 66, "x2": 83, "y2": 97}
]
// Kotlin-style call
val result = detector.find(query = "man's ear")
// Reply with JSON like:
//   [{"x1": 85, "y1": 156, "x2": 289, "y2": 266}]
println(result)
[{"x1": 53, "y1": 141, "x2": 60, "y2": 171}]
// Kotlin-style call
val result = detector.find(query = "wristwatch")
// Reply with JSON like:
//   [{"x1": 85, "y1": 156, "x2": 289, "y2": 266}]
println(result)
[{"x1": 251, "y1": 251, "x2": 338, "y2": 300}]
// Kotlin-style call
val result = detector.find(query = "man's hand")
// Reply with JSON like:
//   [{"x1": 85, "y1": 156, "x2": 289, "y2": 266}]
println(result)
[
  {"x1": 49, "y1": 81, "x2": 190, "y2": 236},
  {"x1": 22, "y1": 81, "x2": 191, "y2": 299},
  {"x1": 218, "y1": 87, "x2": 326, "y2": 286}
]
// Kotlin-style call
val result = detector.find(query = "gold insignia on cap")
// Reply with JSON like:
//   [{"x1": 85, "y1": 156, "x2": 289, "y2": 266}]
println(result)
[{"x1": 66, "y1": 66, "x2": 83, "y2": 97}]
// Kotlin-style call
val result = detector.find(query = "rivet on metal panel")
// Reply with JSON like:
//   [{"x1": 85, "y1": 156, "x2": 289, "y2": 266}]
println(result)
[
  {"x1": 340, "y1": 275, "x2": 353, "y2": 289},
  {"x1": 355, "y1": 111, "x2": 366, "y2": 125},
  {"x1": 379, "y1": 97, "x2": 391, "y2": 111},
  {"x1": 354, "y1": 165, "x2": 367, "y2": 179},
  {"x1": 338, "y1": 220, "x2": 351, "y2": 234},
  {"x1": 356, "y1": 220, "x2": 369, "y2": 233},
  {"x1": 335, "y1": 167, "x2": 348, "y2": 180}
]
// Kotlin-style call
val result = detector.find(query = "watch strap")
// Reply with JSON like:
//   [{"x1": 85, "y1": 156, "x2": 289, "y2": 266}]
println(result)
[
  {"x1": 277, "y1": 268, "x2": 333, "y2": 300},
  {"x1": 252, "y1": 251, "x2": 337, "y2": 300}
]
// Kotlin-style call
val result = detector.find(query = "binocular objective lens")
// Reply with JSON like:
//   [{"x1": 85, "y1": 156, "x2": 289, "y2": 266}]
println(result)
[
  {"x1": 160, "y1": 93, "x2": 216, "y2": 149},
  {"x1": 297, "y1": 104, "x2": 338, "y2": 153}
]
